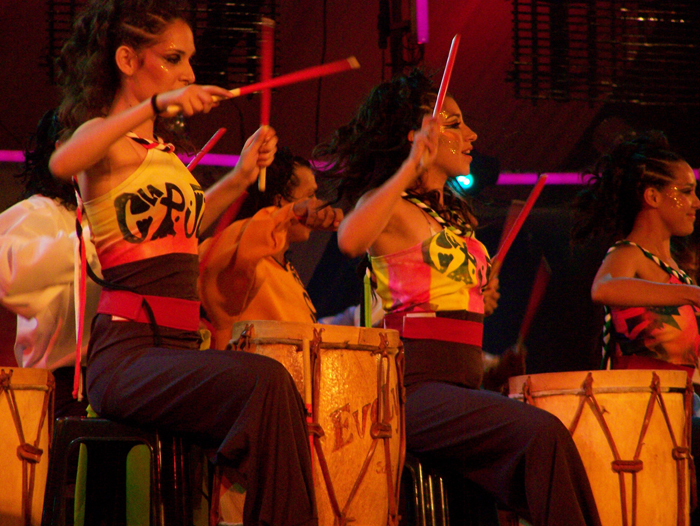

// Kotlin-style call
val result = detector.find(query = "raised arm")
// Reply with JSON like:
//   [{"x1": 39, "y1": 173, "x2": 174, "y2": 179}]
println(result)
[
  {"x1": 49, "y1": 85, "x2": 232, "y2": 180},
  {"x1": 591, "y1": 246, "x2": 700, "y2": 308},
  {"x1": 337, "y1": 115, "x2": 439, "y2": 258}
]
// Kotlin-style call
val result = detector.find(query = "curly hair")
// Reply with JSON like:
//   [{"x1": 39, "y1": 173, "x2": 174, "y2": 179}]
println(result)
[
  {"x1": 313, "y1": 68, "x2": 476, "y2": 227},
  {"x1": 572, "y1": 131, "x2": 686, "y2": 243},
  {"x1": 56, "y1": 0, "x2": 192, "y2": 141},
  {"x1": 236, "y1": 147, "x2": 312, "y2": 220},
  {"x1": 15, "y1": 109, "x2": 77, "y2": 209}
]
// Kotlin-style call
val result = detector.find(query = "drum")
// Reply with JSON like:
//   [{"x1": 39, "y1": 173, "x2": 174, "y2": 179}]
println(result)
[
  {"x1": 509, "y1": 369, "x2": 692, "y2": 526},
  {"x1": 217, "y1": 321, "x2": 404, "y2": 526},
  {"x1": 0, "y1": 367, "x2": 54, "y2": 526}
]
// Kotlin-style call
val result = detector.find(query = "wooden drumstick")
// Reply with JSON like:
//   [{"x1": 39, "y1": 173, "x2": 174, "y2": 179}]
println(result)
[
  {"x1": 258, "y1": 17, "x2": 274, "y2": 192},
  {"x1": 491, "y1": 174, "x2": 548, "y2": 269},
  {"x1": 421, "y1": 34, "x2": 460, "y2": 167},
  {"x1": 187, "y1": 127, "x2": 227, "y2": 171},
  {"x1": 165, "y1": 57, "x2": 361, "y2": 114}
]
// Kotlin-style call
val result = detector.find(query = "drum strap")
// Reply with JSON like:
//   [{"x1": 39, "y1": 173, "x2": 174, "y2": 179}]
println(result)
[{"x1": 0, "y1": 370, "x2": 54, "y2": 526}]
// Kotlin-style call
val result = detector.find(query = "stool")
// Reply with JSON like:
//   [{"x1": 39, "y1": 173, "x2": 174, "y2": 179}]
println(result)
[
  {"x1": 41, "y1": 417, "x2": 192, "y2": 526},
  {"x1": 400, "y1": 452, "x2": 500, "y2": 526}
]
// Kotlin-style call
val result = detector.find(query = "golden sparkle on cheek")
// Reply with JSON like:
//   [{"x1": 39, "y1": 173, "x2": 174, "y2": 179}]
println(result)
[{"x1": 439, "y1": 135, "x2": 459, "y2": 155}]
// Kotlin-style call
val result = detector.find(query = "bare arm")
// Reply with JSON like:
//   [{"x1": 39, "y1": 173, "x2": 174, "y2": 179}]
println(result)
[
  {"x1": 337, "y1": 115, "x2": 439, "y2": 258},
  {"x1": 49, "y1": 85, "x2": 232, "y2": 180},
  {"x1": 591, "y1": 246, "x2": 700, "y2": 307}
]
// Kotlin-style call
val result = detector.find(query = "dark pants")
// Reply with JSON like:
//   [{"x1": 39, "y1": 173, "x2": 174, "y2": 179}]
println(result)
[
  {"x1": 405, "y1": 381, "x2": 602, "y2": 526},
  {"x1": 87, "y1": 317, "x2": 316, "y2": 526}
]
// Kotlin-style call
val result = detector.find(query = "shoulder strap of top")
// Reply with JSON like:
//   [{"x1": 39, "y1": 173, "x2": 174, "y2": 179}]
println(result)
[
  {"x1": 401, "y1": 192, "x2": 474, "y2": 238},
  {"x1": 608, "y1": 240, "x2": 693, "y2": 285},
  {"x1": 126, "y1": 132, "x2": 175, "y2": 153}
]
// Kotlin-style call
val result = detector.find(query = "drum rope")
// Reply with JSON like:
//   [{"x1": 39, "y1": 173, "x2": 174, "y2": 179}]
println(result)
[{"x1": 0, "y1": 369, "x2": 54, "y2": 526}]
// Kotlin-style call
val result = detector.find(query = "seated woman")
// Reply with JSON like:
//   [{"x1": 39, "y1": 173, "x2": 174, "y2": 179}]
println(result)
[
  {"x1": 199, "y1": 147, "x2": 343, "y2": 347},
  {"x1": 573, "y1": 131, "x2": 700, "y2": 375}
]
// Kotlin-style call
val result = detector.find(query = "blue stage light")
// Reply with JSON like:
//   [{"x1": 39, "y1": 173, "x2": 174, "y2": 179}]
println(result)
[{"x1": 456, "y1": 174, "x2": 474, "y2": 189}]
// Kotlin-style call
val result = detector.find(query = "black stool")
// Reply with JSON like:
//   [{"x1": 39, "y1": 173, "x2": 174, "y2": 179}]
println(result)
[
  {"x1": 400, "y1": 452, "x2": 500, "y2": 526},
  {"x1": 41, "y1": 417, "x2": 192, "y2": 526}
]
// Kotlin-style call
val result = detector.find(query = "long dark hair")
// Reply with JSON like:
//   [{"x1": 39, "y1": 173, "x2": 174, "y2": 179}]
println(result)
[
  {"x1": 15, "y1": 109, "x2": 76, "y2": 209},
  {"x1": 56, "y1": 0, "x2": 193, "y2": 146},
  {"x1": 314, "y1": 68, "x2": 476, "y2": 227},
  {"x1": 572, "y1": 131, "x2": 686, "y2": 243}
]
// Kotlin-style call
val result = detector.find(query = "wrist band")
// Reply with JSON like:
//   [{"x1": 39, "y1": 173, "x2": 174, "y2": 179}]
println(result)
[{"x1": 150, "y1": 94, "x2": 162, "y2": 115}]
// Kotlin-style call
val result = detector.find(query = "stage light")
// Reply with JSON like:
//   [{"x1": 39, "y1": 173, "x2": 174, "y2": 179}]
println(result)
[{"x1": 456, "y1": 174, "x2": 474, "y2": 189}]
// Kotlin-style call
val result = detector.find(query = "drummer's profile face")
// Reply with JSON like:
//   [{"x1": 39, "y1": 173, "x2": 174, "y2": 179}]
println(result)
[
  {"x1": 656, "y1": 160, "x2": 700, "y2": 236},
  {"x1": 124, "y1": 18, "x2": 196, "y2": 99},
  {"x1": 432, "y1": 97, "x2": 477, "y2": 179}
]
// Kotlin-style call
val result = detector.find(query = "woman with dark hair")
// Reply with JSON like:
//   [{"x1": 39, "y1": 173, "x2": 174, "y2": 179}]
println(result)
[
  {"x1": 48, "y1": 1, "x2": 316, "y2": 524},
  {"x1": 198, "y1": 147, "x2": 343, "y2": 348},
  {"x1": 0, "y1": 109, "x2": 99, "y2": 418},
  {"x1": 315, "y1": 69, "x2": 601, "y2": 526},
  {"x1": 573, "y1": 131, "x2": 700, "y2": 373}
]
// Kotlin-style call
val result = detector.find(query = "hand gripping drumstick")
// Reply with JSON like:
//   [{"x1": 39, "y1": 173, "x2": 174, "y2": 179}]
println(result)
[
  {"x1": 491, "y1": 174, "x2": 548, "y2": 271},
  {"x1": 258, "y1": 17, "x2": 275, "y2": 192},
  {"x1": 165, "y1": 57, "x2": 361, "y2": 115},
  {"x1": 187, "y1": 127, "x2": 227, "y2": 171},
  {"x1": 421, "y1": 34, "x2": 460, "y2": 167}
]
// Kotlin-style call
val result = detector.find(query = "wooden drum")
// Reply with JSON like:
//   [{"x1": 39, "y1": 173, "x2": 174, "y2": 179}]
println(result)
[
  {"x1": 509, "y1": 369, "x2": 693, "y2": 526},
  {"x1": 221, "y1": 321, "x2": 405, "y2": 526},
  {"x1": 0, "y1": 367, "x2": 54, "y2": 526}
]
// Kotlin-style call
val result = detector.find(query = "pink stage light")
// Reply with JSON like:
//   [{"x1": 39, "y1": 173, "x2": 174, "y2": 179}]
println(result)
[
  {"x1": 1, "y1": 150, "x2": 698, "y2": 183},
  {"x1": 415, "y1": 0, "x2": 429, "y2": 44}
]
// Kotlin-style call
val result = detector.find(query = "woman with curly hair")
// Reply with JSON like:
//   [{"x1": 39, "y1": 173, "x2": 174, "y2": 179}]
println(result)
[
  {"x1": 48, "y1": 1, "x2": 316, "y2": 524},
  {"x1": 198, "y1": 147, "x2": 343, "y2": 347},
  {"x1": 573, "y1": 132, "x2": 700, "y2": 374},
  {"x1": 315, "y1": 69, "x2": 601, "y2": 526}
]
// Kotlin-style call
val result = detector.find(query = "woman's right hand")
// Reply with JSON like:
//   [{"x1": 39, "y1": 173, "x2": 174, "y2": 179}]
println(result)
[{"x1": 155, "y1": 85, "x2": 234, "y2": 117}]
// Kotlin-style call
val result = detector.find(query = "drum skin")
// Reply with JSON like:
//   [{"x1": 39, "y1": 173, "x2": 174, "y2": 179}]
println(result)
[
  {"x1": 0, "y1": 367, "x2": 53, "y2": 526},
  {"x1": 509, "y1": 369, "x2": 691, "y2": 526},
  {"x1": 223, "y1": 320, "x2": 405, "y2": 526}
]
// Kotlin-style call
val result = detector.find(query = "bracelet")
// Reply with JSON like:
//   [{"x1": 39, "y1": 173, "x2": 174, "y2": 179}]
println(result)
[{"x1": 150, "y1": 94, "x2": 163, "y2": 115}]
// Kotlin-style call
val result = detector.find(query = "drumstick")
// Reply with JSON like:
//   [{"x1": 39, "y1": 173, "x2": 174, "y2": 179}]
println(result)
[
  {"x1": 433, "y1": 34, "x2": 460, "y2": 118},
  {"x1": 517, "y1": 256, "x2": 551, "y2": 346},
  {"x1": 187, "y1": 127, "x2": 227, "y2": 171},
  {"x1": 421, "y1": 34, "x2": 460, "y2": 167},
  {"x1": 165, "y1": 57, "x2": 361, "y2": 114},
  {"x1": 491, "y1": 174, "x2": 548, "y2": 269},
  {"x1": 258, "y1": 17, "x2": 275, "y2": 192}
]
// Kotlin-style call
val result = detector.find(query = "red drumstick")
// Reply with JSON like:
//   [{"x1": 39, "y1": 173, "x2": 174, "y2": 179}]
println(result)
[
  {"x1": 433, "y1": 34, "x2": 461, "y2": 117},
  {"x1": 421, "y1": 35, "x2": 460, "y2": 167},
  {"x1": 258, "y1": 17, "x2": 275, "y2": 192},
  {"x1": 165, "y1": 57, "x2": 360, "y2": 114},
  {"x1": 492, "y1": 174, "x2": 548, "y2": 268},
  {"x1": 517, "y1": 256, "x2": 551, "y2": 345},
  {"x1": 187, "y1": 127, "x2": 227, "y2": 171}
]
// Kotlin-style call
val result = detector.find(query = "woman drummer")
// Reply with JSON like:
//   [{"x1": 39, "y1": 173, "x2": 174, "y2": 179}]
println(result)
[
  {"x1": 573, "y1": 131, "x2": 700, "y2": 374},
  {"x1": 314, "y1": 69, "x2": 601, "y2": 526},
  {"x1": 48, "y1": 1, "x2": 316, "y2": 524}
]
